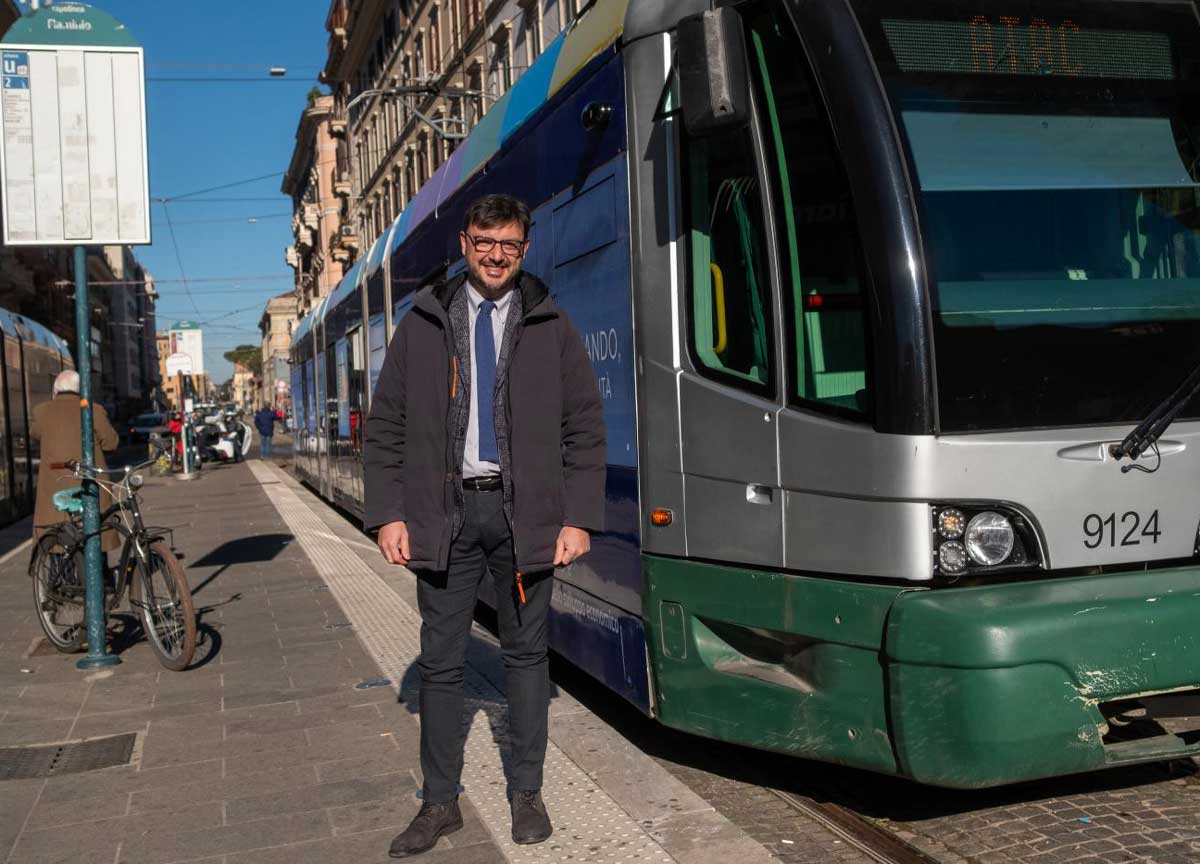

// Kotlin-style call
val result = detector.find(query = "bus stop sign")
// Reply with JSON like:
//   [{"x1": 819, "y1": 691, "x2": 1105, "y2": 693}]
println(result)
[{"x1": 0, "y1": 3, "x2": 150, "y2": 247}]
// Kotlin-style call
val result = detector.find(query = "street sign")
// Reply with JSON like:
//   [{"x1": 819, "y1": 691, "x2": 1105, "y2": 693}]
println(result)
[
  {"x1": 0, "y1": 3, "x2": 150, "y2": 247},
  {"x1": 165, "y1": 352, "x2": 193, "y2": 377}
]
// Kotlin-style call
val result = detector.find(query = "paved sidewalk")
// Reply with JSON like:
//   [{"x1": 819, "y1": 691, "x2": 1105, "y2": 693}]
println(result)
[
  {"x1": 0, "y1": 461, "x2": 502, "y2": 864},
  {"x1": 0, "y1": 458, "x2": 792, "y2": 864}
]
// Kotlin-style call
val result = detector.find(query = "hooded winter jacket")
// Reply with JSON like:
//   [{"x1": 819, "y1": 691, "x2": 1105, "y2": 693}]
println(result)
[{"x1": 363, "y1": 271, "x2": 606, "y2": 573}]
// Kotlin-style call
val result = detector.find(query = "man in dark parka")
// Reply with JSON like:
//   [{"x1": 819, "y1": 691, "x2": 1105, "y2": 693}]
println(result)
[{"x1": 364, "y1": 194, "x2": 605, "y2": 858}]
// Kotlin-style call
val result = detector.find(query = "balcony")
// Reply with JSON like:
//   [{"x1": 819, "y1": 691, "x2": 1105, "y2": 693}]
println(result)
[{"x1": 333, "y1": 160, "x2": 353, "y2": 198}]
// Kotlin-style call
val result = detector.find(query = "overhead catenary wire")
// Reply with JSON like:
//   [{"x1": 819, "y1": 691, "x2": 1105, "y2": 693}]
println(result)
[
  {"x1": 158, "y1": 171, "x2": 286, "y2": 203},
  {"x1": 159, "y1": 201, "x2": 200, "y2": 315},
  {"x1": 150, "y1": 212, "x2": 293, "y2": 226}
]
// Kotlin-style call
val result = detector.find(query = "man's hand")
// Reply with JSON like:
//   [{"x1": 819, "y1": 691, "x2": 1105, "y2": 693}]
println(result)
[
  {"x1": 378, "y1": 521, "x2": 411, "y2": 565},
  {"x1": 554, "y1": 526, "x2": 590, "y2": 567}
]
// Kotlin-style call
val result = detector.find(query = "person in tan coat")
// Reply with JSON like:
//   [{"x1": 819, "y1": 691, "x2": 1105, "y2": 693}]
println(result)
[{"x1": 30, "y1": 370, "x2": 120, "y2": 551}]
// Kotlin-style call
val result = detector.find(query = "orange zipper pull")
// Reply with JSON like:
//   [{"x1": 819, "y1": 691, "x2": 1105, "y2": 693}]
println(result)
[{"x1": 515, "y1": 571, "x2": 526, "y2": 605}]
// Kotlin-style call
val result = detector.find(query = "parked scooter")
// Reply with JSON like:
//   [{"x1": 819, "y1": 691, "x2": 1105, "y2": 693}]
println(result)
[{"x1": 195, "y1": 414, "x2": 253, "y2": 463}]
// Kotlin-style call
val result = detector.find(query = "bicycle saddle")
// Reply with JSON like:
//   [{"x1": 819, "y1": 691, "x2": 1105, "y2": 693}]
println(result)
[{"x1": 52, "y1": 487, "x2": 84, "y2": 515}]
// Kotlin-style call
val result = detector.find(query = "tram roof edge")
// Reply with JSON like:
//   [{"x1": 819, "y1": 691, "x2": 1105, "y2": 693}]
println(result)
[{"x1": 381, "y1": 0, "x2": 633, "y2": 254}]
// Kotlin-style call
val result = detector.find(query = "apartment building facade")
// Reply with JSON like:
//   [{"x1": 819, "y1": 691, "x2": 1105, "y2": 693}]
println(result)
[
  {"x1": 259, "y1": 291, "x2": 298, "y2": 410},
  {"x1": 322, "y1": 0, "x2": 582, "y2": 257},
  {"x1": 283, "y1": 92, "x2": 348, "y2": 314}
]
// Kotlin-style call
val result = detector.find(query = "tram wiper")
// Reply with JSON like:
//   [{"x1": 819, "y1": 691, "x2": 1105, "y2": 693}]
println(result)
[{"x1": 1110, "y1": 358, "x2": 1200, "y2": 473}]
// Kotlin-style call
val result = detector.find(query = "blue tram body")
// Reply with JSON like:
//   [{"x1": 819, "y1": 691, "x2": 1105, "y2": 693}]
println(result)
[{"x1": 0, "y1": 308, "x2": 75, "y2": 525}]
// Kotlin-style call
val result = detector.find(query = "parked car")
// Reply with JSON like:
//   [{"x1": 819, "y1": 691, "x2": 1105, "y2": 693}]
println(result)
[{"x1": 127, "y1": 412, "x2": 165, "y2": 444}]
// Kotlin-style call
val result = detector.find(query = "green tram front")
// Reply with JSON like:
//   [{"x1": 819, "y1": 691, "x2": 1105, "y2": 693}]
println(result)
[{"x1": 632, "y1": 0, "x2": 1200, "y2": 787}]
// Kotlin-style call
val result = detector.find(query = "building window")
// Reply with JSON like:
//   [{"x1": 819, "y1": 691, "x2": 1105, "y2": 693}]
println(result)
[
  {"x1": 521, "y1": 0, "x2": 542, "y2": 67},
  {"x1": 392, "y1": 167, "x2": 403, "y2": 214},
  {"x1": 447, "y1": 96, "x2": 463, "y2": 152},
  {"x1": 417, "y1": 134, "x2": 429, "y2": 189},
  {"x1": 404, "y1": 150, "x2": 415, "y2": 205},
  {"x1": 492, "y1": 29, "x2": 512, "y2": 95},
  {"x1": 430, "y1": 7, "x2": 441, "y2": 75},
  {"x1": 467, "y1": 62, "x2": 483, "y2": 127},
  {"x1": 432, "y1": 112, "x2": 445, "y2": 170},
  {"x1": 415, "y1": 33, "x2": 426, "y2": 79}
]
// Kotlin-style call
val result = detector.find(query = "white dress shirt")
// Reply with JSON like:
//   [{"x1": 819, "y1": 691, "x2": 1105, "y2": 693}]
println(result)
[{"x1": 462, "y1": 282, "x2": 513, "y2": 479}]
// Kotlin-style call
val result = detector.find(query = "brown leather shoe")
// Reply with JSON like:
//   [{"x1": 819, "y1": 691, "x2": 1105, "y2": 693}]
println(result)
[
  {"x1": 388, "y1": 799, "x2": 463, "y2": 858},
  {"x1": 511, "y1": 790, "x2": 553, "y2": 845}
]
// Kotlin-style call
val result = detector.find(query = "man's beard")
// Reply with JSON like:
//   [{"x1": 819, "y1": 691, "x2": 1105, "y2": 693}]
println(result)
[{"x1": 466, "y1": 258, "x2": 520, "y2": 300}]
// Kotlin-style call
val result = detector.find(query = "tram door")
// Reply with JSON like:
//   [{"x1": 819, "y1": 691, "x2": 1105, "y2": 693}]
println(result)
[
  {"x1": 315, "y1": 331, "x2": 331, "y2": 500},
  {"x1": 3, "y1": 334, "x2": 30, "y2": 513},
  {"x1": 345, "y1": 326, "x2": 366, "y2": 509},
  {"x1": 674, "y1": 66, "x2": 784, "y2": 568}
]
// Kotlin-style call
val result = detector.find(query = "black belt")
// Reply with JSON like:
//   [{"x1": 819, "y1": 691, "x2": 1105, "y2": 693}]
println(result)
[{"x1": 462, "y1": 475, "x2": 502, "y2": 492}]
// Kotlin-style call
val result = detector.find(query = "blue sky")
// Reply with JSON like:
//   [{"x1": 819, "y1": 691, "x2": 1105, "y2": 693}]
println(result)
[{"x1": 15, "y1": 0, "x2": 329, "y2": 382}]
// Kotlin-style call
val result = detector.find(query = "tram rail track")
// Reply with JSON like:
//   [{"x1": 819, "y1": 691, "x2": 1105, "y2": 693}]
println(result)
[{"x1": 769, "y1": 787, "x2": 942, "y2": 864}]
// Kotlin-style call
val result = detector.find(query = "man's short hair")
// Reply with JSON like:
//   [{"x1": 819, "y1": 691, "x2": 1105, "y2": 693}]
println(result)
[{"x1": 462, "y1": 194, "x2": 531, "y2": 240}]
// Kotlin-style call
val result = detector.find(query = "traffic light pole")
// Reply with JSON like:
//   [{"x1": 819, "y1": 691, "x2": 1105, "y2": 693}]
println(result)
[{"x1": 73, "y1": 245, "x2": 120, "y2": 670}]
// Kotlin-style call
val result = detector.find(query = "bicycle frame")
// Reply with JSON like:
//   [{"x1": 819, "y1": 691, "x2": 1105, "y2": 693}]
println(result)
[{"x1": 61, "y1": 457, "x2": 172, "y2": 605}]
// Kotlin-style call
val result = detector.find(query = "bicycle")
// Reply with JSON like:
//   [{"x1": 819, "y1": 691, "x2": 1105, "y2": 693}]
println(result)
[{"x1": 30, "y1": 451, "x2": 197, "y2": 670}]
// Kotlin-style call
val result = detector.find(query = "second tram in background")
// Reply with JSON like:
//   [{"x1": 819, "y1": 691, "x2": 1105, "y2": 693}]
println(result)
[
  {"x1": 293, "y1": 0, "x2": 1200, "y2": 788},
  {"x1": 0, "y1": 309, "x2": 73, "y2": 527}
]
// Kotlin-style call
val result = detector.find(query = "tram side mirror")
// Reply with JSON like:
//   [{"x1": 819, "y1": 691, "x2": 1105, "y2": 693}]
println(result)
[{"x1": 676, "y1": 8, "x2": 751, "y2": 137}]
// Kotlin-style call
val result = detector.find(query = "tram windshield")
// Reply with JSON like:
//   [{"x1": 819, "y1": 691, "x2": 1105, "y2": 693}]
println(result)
[{"x1": 853, "y1": 0, "x2": 1200, "y2": 432}]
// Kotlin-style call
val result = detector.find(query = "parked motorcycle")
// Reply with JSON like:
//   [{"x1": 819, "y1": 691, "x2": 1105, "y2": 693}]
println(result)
[{"x1": 195, "y1": 416, "x2": 253, "y2": 463}]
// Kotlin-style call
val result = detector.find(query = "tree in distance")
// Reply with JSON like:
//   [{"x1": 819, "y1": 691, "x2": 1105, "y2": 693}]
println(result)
[{"x1": 223, "y1": 345, "x2": 262, "y2": 377}]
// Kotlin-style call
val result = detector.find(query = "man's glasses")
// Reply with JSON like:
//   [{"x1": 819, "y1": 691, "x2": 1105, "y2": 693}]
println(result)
[{"x1": 462, "y1": 231, "x2": 526, "y2": 257}]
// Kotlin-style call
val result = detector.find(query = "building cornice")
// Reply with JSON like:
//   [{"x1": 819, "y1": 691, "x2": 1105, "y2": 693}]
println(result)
[{"x1": 281, "y1": 96, "x2": 336, "y2": 197}]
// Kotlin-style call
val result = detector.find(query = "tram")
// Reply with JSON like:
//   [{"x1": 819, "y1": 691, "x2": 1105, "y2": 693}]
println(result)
[
  {"x1": 292, "y1": 0, "x2": 1200, "y2": 787},
  {"x1": 0, "y1": 308, "x2": 74, "y2": 526}
]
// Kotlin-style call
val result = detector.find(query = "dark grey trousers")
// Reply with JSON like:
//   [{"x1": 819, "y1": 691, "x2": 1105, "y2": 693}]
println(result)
[{"x1": 415, "y1": 487, "x2": 552, "y2": 804}]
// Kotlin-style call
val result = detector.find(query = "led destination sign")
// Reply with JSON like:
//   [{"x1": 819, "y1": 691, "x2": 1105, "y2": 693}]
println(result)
[{"x1": 881, "y1": 15, "x2": 1175, "y2": 80}]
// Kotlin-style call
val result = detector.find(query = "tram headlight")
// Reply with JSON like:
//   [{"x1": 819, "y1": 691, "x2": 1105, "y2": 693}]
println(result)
[
  {"x1": 931, "y1": 503, "x2": 1042, "y2": 580},
  {"x1": 964, "y1": 511, "x2": 1014, "y2": 566}
]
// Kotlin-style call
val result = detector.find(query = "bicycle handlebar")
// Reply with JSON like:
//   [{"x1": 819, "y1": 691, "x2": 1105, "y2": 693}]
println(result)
[{"x1": 53, "y1": 457, "x2": 160, "y2": 477}]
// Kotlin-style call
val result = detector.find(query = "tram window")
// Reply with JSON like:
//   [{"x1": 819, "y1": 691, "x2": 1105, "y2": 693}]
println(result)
[
  {"x1": 749, "y1": 10, "x2": 872, "y2": 419},
  {"x1": 683, "y1": 101, "x2": 774, "y2": 392}
]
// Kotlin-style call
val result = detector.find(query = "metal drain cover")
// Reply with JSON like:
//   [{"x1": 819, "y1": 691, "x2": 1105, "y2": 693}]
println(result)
[{"x1": 0, "y1": 733, "x2": 136, "y2": 781}]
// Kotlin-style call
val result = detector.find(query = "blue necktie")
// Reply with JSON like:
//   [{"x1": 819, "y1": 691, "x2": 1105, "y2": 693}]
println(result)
[{"x1": 475, "y1": 300, "x2": 498, "y2": 464}]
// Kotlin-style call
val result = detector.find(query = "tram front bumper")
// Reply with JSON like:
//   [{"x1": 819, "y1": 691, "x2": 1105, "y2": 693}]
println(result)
[
  {"x1": 643, "y1": 555, "x2": 1200, "y2": 788},
  {"x1": 885, "y1": 565, "x2": 1200, "y2": 787}
]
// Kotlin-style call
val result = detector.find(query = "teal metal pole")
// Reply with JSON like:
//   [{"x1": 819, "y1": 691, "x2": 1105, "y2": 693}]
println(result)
[{"x1": 73, "y1": 245, "x2": 119, "y2": 669}]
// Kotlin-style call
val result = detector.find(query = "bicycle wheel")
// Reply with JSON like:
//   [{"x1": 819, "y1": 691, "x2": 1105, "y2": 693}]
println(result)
[
  {"x1": 132, "y1": 541, "x2": 196, "y2": 670},
  {"x1": 30, "y1": 527, "x2": 86, "y2": 652}
]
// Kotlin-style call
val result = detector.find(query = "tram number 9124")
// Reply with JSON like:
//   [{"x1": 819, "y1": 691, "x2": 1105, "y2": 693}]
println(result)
[{"x1": 1083, "y1": 511, "x2": 1161, "y2": 549}]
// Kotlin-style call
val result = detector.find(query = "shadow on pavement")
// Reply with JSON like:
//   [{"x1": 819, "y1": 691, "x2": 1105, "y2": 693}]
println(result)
[{"x1": 190, "y1": 533, "x2": 292, "y2": 595}]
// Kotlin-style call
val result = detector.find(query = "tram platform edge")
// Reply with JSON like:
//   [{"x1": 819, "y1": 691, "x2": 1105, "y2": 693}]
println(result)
[{"x1": 255, "y1": 459, "x2": 784, "y2": 864}]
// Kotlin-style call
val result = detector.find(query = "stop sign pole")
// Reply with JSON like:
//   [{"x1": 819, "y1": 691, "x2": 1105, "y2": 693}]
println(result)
[{"x1": 2, "y1": 4, "x2": 151, "y2": 670}]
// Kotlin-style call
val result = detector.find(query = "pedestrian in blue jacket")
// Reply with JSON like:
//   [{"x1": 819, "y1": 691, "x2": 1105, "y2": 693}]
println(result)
[{"x1": 254, "y1": 405, "x2": 278, "y2": 458}]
